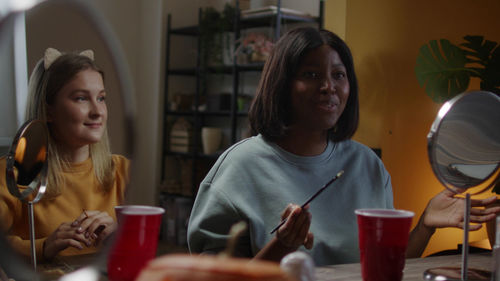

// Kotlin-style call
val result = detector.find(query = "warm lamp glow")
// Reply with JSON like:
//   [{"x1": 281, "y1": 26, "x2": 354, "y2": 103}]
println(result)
[
  {"x1": 14, "y1": 137, "x2": 26, "y2": 163},
  {"x1": 35, "y1": 145, "x2": 47, "y2": 163}
]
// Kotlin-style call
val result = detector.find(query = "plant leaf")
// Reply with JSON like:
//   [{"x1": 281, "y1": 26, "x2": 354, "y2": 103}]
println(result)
[
  {"x1": 480, "y1": 43, "x2": 500, "y2": 95},
  {"x1": 461, "y1": 35, "x2": 498, "y2": 64},
  {"x1": 415, "y1": 39, "x2": 470, "y2": 102}
]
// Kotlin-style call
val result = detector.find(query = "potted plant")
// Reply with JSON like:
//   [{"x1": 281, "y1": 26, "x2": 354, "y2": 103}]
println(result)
[
  {"x1": 415, "y1": 36, "x2": 500, "y2": 247},
  {"x1": 199, "y1": 3, "x2": 235, "y2": 67},
  {"x1": 415, "y1": 35, "x2": 500, "y2": 103}
]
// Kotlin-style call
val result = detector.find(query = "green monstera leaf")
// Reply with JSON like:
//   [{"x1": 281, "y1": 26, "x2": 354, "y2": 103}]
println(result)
[
  {"x1": 461, "y1": 35, "x2": 500, "y2": 95},
  {"x1": 415, "y1": 39, "x2": 471, "y2": 102}
]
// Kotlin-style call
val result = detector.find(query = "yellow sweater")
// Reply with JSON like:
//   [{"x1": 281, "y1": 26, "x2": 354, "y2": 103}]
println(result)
[{"x1": 0, "y1": 155, "x2": 129, "y2": 261}]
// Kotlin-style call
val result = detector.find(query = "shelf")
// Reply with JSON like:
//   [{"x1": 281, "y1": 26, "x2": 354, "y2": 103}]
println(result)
[
  {"x1": 168, "y1": 16, "x2": 318, "y2": 37},
  {"x1": 170, "y1": 26, "x2": 199, "y2": 36},
  {"x1": 237, "y1": 63, "x2": 265, "y2": 71},
  {"x1": 240, "y1": 13, "x2": 319, "y2": 29},
  {"x1": 167, "y1": 68, "x2": 197, "y2": 76},
  {"x1": 168, "y1": 63, "x2": 264, "y2": 76},
  {"x1": 162, "y1": 1, "x2": 323, "y2": 201},
  {"x1": 164, "y1": 151, "x2": 196, "y2": 158},
  {"x1": 164, "y1": 110, "x2": 248, "y2": 117},
  {"x1": 164, "y1": 150, "x2": 221, "y2": 160}
]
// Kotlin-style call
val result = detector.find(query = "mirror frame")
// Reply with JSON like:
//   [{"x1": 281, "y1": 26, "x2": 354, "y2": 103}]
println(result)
[
  {"x1": 427, "y1": 90, "x2": 500, "y2": 194},
  {"x1": 0, "y1": 0, "x2": 136, "y2": 279},
  {"x1": 5, "y1": 119, "x2": 48, "y2": 202}
]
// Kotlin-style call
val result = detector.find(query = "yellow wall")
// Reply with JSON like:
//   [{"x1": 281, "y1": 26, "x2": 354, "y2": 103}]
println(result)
[{"x1": 325, "y1": 0, "x2": 500, "y2": 256}]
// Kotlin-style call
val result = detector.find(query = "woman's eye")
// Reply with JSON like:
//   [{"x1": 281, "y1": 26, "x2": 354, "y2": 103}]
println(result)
[
  {"x1": 303, "y1": 71, "x2": 320, "y2": 78},
  {"x1": 97, "y1": 96, "x2": 106, "y2": 102},
  {"x1": 75, "y1": 96, "x2": 86, "y2": 101},
  {"x1": 333, "y1": 72, "x2": 346, "y2": 80}
]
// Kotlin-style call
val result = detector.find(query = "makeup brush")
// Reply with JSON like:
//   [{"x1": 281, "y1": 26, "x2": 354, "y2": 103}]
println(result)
[{"x1": 270, "y1": 170, "x2": 344, "y2": 234}]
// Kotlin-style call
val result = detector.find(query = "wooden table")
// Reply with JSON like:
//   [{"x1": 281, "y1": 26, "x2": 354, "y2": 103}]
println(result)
[
  {"x1": 315, "y1": 253, "x2": 492, "y2": 281},
  {"x1": 39, "y1": 252, "x2": 493, "y2": 281}
]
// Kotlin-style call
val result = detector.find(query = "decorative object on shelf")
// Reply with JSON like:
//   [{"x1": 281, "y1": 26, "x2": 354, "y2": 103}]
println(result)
[
  {"x1": 201, "y1": 127, "x2": 222, "y2": 155},
  {"x1": 235, "y1": 32, "x2": 273, "y2": 63},
  {"x1": 170, "y1": 93, "x2": 194, "y2": 111},
  {"x1": 237, "y1": 94, "x2": 253, "y2": 112},
  {"x1": 169, "y1": 118, "x2": 194, "y2": 153},
  {"x1": 200, "y1": 3, "x2": 236, "y2": 67},
  {"x1": 206, "y1": 92, "x2": 231, "y2": 111},
  {"x1": 415, "y1": 35, "x2": 500, "y2": 103}
]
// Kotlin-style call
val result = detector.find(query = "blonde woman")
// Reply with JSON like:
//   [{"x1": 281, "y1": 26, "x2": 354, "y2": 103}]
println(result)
[{"x1": 0, "y1": 48, "x2": 129, "y2": 261}]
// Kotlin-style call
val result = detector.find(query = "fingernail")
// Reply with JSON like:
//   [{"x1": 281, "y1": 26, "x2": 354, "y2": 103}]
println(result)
[
  {"x1": 86, "y1": 241, "x2": 91, "y2": 247},
  {"x1": 92, "y1": 233, "x2": 98, "y2": 239},
  {"x1": 78, "y1": 227, "x2": 83, "y2": 232},
  {"x1": 85, "y1": 232, "x2": 89, "y2": 238},
  {"x1": 72, "y1": 221, "x2": 78, "y2": 226}
]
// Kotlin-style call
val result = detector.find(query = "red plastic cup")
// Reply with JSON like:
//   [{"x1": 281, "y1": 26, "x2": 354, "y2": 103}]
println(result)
[
  {"x1": 107, "y1": 205, "x2": 165, "y2": 281},
  {"x1": 355, "y1": 209, "x2": 414, "y2": 281}
]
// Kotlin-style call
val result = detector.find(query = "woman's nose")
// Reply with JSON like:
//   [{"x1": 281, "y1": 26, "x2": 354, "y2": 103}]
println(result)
[
  {"x1": 89, "y1": 100, "x2": 105, "y2": 117},
  {"x1": 320, "y1": 76, "x2": 335, "y2": 94}
]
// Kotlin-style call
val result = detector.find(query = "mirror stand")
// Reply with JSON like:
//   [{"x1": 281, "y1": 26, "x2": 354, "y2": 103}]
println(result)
[
  {"x1": 424, "y1": 194, "x2": 492, "y2": 281},
  {"x1": 27, "y1": 201, "x2": 36, "y2": 269},
  {"x1": 424, "y1": 91, "x2": 500, "y2": 281},
  {"x1": 5, "y1": 120, "x2": 48, "y2": 271}
]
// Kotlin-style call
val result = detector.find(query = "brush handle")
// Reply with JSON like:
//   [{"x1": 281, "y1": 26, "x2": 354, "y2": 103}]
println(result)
[
  {"x1": 269, "y1": 170, "x2": 344, "y2": 234},
  {"x1": 270, "y1": 219, "x2": 287, "y2": 234}
]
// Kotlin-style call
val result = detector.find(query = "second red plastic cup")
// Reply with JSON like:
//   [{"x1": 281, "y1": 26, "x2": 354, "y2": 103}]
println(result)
[
  {"x1": 107, "y1": 205, "x2": 165, "y2": 281},
  {"x1": 355, "y1": 209, "x2": 414, "y2": 281}
]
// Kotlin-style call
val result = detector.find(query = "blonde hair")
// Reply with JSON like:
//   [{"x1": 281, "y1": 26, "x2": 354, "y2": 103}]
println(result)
[{"x1": 26, "y1": 52, "x2": 114, "y2": 198}]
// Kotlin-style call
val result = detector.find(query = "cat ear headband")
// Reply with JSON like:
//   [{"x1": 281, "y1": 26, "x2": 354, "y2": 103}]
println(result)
[{"x1": 43, "y1": 47, "x2": 94, "y2": 70}]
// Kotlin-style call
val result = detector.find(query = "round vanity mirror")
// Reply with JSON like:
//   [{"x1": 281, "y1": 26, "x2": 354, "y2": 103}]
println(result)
[
  {"x1": 427, "y1": 91, "x2": 500, "y2": 193},
  {"x1": 5, "y1": 119, "x2": 49, "y2": 271},
  {"x1": 0, "y1": 0, "x2": 135, "y2": 280},
  {"x1": 425, "y1": 91, "x2": 500, "y2": 281},
  {"x1": 6, "y1": 119, "x2": 48, "y2": 200}
]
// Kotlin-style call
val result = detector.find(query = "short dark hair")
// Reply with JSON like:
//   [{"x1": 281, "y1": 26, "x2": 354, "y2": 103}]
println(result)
[{"x1": 248, "y1": 27, "x2": 359, "y2": 142}]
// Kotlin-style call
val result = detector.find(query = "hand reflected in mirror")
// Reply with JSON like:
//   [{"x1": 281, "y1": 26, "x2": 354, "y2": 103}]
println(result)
[{"x1": 0, "y1": 48, "x2": 130, "y2": 262}]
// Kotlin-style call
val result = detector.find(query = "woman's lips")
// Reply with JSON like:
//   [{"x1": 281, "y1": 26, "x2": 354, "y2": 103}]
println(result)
[
  {"x1": 84, "y1": 123, "x2": 102, "y2": 128},
  {"x1": 317, "y1": 102, "x2": 338, "y2": 112}
]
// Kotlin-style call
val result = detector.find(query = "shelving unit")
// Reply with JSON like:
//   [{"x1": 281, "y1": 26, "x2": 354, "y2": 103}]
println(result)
[{"x1": 160, "y1": 1, "x2": 323, "y2": 245}]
